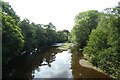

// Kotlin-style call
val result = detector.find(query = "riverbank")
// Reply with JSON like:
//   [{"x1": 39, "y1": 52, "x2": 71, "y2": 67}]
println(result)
[
  {"x1": 57, "y1": 43, "x2": 116, "y2": 79},
  {"x1": 79, "y1": 54, "x2": 116, "y2": 79},
  {"x1": 57, "y1": 42, "x2": 71, "y2": 50},
  {"x1": 79, "y1": 58, "x2": 103, "y2": 72}
]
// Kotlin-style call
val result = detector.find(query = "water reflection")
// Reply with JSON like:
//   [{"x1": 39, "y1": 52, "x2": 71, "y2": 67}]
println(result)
[
  {"x1": 2, "y1": 45, "x2": 115, "y2": 80},
  {"x1": 70, "y1": 46, "x2": 115, "y2": 80},
  {"x1": 2, "y1": 47, "x2": 63, "y2": 79},
  {"x1": 32, "y1": 50, "x2": 72, "y2": 78}
]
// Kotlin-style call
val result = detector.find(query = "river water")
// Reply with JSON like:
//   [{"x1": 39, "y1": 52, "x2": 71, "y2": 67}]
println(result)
[{"x1": 2, "y1": 43, "x2": 114, "y2": 80}]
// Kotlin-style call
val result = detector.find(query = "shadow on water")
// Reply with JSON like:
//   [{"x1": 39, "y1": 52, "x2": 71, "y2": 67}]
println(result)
[
  {"x1": 2, "y1": 44, "x2": 115, "y2": 80},
  {"x1": 70, "y1": 46, "x2": 115, "y2": 80},
  {"x1": 2, "y1": 47, "x2": 63, "y2": 79}
]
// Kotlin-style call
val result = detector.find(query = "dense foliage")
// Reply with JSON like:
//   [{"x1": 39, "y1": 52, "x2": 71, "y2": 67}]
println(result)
[
  {"x1": 83, "y1": 13, "x2": 120, "y2": 78},
  {"x1": 2, "y1": 1, "x2": 69, "y2": 64},
  {"x1": 70, "y1": 10, "x2": 99, "y2": 48},
  {"x1": 71, "y1": 3, "x2": 120, "y2": 78},
  {"x1": 2, "y1": 9, "x2": 24, "y2": 64}
]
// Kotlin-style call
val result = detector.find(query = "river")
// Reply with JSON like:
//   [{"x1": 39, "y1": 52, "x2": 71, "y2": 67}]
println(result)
[{"x1": 2, "y1": 43, "x2": 115, "y2": 80}]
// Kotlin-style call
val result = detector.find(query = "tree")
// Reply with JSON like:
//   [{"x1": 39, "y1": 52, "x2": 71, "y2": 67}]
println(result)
[
  {"x1": 33, "y1": 24, "x2": 47, "y2": 49},
  {"x1": 1, "y1": 1, "x2": 20, "y2": 22},
  {"x1": 2, "y1": 0, "x2": 70, "y2": 64},
  {"x1": 83, "y1": 6, "x2": 120, "y2": 78},
  {"x1": 2, "y1": 9, "x2": 24, "y2": 64},
  {"x1": 19, "y1": 19, "x2": 36, "y2": 53},
  {"x1": 45, "y1": 22, "x2": 56, "y2": 30},
  {"x1": 71, "y1": 10, "x2": 99, "y2": 48}
]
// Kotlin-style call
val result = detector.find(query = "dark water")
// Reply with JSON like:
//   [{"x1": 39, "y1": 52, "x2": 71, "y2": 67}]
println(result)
[{"x1": 2, "y1": 44, "x2": 114, "y2": 80}]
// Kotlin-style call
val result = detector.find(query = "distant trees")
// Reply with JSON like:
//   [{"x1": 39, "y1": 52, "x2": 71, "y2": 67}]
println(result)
[
  {"x1": 19, "y1": 19, "x2": 36, "y2": 53},
  {"x1": 71, "y1": 2, "x2": 120, "y2": 78},
  {"x1": 33, "y1": 23, "x2": 47, "y2": 49},
  {"x1": 2, "y1": 0, "x2": 69, "y2": 64},
  {"x1": 56, "y1": 30, "x2": 68, "y2": 42}
]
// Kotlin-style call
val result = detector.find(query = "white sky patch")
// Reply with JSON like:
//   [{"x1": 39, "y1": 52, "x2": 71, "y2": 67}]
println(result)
[
  {"x1": 32, "y1": 51, "x2": 72, "y2": 78},
  {"x1": 4, "y1": 0, "x2": 120, "y2": 31}
]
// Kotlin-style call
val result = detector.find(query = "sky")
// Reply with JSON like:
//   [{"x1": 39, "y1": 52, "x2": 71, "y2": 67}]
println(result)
[{"x1": 3, "y1": 0, "x2": 120, "y2": 31}]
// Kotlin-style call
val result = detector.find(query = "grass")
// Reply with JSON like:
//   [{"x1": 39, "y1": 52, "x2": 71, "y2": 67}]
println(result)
[{"x1": 57, "y1": 42, "x2": 71, "y2": 50}]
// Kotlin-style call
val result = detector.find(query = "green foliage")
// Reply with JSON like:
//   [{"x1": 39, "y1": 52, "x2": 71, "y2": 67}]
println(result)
[
  {"x1": 2, "y1": 0, "x2": 69, "y2": 64},
  {"x1": 1, "y1": 0, "x2": 20, "y2": 22},
  {"x1": 33, "y1": 24, "x2": 47, "y2": 48},
  {"x1": 56, "y1": 30, "x2": 68, "y2": 42},
  {"x1": 19, "y1": 19, "x2": 36, "y2": 52},
  {"x1": 70, "y1": 2, "x2": 120, "y2": 78},
  {"x1": 2, "y1": 1, "x2": 24, "y2": 64},
  {"x1": 19, "y1": 19, "x2": 68, "y2": 53},
  {"x1": 2, "y1": 10, "x2": 24, "y2": 64},
  {"x1": 71, "y1": 10, "x2": 99, "y2": 47},
  {"x1": 83, "y1": 5, "x2": 120, "y2": 78},
  {"x1": 45, "y1": 27, "x2": 57, "y2": 44}
]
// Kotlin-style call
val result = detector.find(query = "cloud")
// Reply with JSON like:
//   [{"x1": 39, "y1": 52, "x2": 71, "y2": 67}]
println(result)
[{"x1": 4, "y1": 0, "x2": 120, "y2": 31}]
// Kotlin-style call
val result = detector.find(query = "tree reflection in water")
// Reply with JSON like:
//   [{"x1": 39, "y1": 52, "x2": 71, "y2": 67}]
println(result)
[
  {"x1": 70, "y1": 46, "x2": 115, "y2": 80},
  {"x1": 3, "y1": 46, "x2": 115, "y2": 80},
  {"x1": 2, "y1": 47, "x2": 62, "y2": 79}
]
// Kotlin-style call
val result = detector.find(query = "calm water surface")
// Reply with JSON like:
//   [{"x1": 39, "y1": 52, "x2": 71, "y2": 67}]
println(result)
[{"x1": 3, "y1": 43, "x2": 114, "y2": 79}]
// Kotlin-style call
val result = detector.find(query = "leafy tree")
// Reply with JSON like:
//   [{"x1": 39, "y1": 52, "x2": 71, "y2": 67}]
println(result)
[
  {"x1": 83, "y1": 6, "x2": 120, "y2": 78},
  {"x1": 44, "y1": 23, "x2": 57, "y2": 44},
  {"x1": 2, "y1": 9, "x2": 24, "y2": 64},
  {"x1": 1, "y1": 0, "x2": 20, "y2": 22},
  {"x1": 71, "y1": 10, "x2": 99, "y2": 48},
  {"x1": 56, "y1": 30, "x2": 68, "y2": 42},
  {"x1": 2, "y1": 0, "x2": 69, "y2": 64},
  {"x1": 44, "y1": 22, "x2": 56, "y2": 30},
  {"x1": 33, "y1": 24, "x2": 48, "y2": 49},
  {"x1": 63, "y1": 29, "x2": 69, "y2": 35},
  {"x1": 63, "y1": 29, "x2": 70, "y2": 41},
  {"x1": 19, "y1": 19, "x2": 36, "y2": 53}
]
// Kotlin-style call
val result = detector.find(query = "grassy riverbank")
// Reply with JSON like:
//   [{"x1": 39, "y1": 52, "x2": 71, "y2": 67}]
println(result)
[{"x1": 57, "y1": 42, "x2": 71, "y2": 50}]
